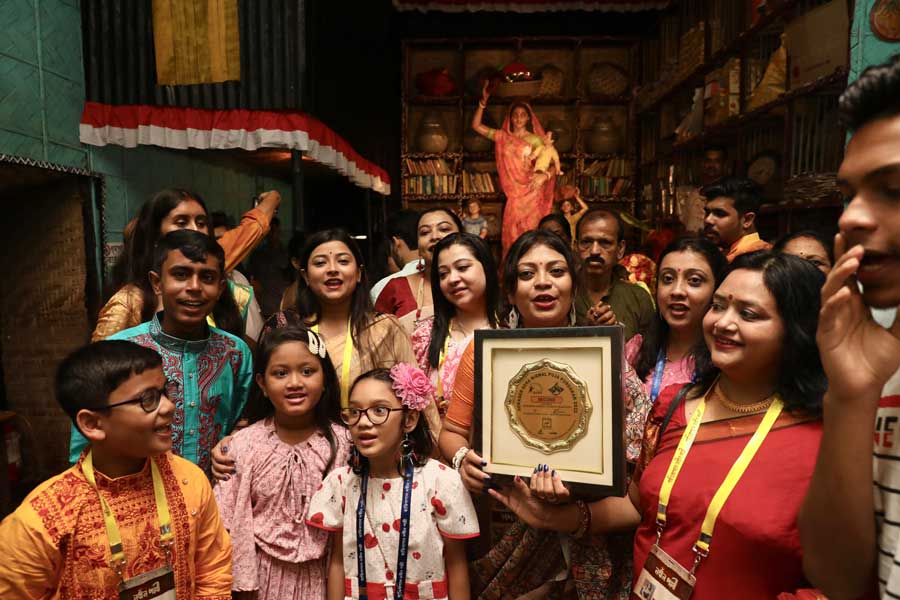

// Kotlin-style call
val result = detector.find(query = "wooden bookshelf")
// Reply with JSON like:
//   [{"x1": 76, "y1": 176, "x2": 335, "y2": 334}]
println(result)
[{"x1": 401, "y1": 36, "x2": 642, "y2": 240}]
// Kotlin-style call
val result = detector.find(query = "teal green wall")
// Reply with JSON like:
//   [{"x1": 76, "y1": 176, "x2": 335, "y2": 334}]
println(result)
[
  {"x1": 0, "y1": 0, "x2": 292, "y2": 245},
  {"x1": 850, "y1": 1, "x2": 900, "y2": 81}
]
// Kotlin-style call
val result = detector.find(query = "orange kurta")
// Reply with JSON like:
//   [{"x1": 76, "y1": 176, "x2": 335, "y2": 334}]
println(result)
[
  {"x1": 725, "y1": 232, "x2": 772, "y2": 262},
  {"x1": 0, "y1": 452, "x2": 232, "y2": 599}
]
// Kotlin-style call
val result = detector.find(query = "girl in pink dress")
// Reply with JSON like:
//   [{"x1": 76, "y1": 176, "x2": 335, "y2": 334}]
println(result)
[
  {"x1": 214, "y1": 325, "x2": 352, "y2": 600},
  {"x1": 308, "y1": 364, "x2": 479, "y2": 599},
  {"x1": 411, "y1": 233, "x2": 498, "y2": 419},
  {"x1": 471, "y1": 81, "x2": 556, "y2": 257},
  {"x1": 626, "y1": 237, "x2": 728, "y2": 403}
]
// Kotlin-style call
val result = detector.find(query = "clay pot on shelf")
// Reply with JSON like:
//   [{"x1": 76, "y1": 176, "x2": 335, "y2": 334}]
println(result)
[
  {"x1": 545, "y1": 118, "x2": 573, "y2": 153},
  {"x1": 416, "y1": 112, "x2": 449, "y2": 153},
  {"x1": 587, "y1": 116, "x2": 623, "y2": 155}
]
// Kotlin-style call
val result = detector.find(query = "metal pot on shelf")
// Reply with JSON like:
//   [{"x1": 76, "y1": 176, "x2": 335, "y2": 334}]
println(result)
[
  {"x1": 416, "y1": 111, "x2": 449, "y2": 153},
  {"x1": 587, "y1": 115, "x2": 623, "y2": 155}
]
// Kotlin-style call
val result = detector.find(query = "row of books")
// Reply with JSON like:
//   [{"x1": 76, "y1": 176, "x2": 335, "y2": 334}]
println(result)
[
  {"x1": 461, "y1": 171, "x2": 496, "y2": 194},
  {"x1": 580, "y1": 176, "x2": 633, "y2": 197},
  {"x1": 584, "y1": 157, "x2": 634, "y2": 178},
  {"x1": 403, "y1": 158, "x2": 455, "y2": 176},
  {"x1": 404, "y1": 175, "x2": 459, "y2": 196}
]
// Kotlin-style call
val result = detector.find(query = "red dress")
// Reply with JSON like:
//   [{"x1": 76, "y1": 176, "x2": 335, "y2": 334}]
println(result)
[
  {"x1": 632, "y1": 384, "x2": 822, "y2": 599},
  {"x1": 373, "y1": 277, "x2": 417, "y2": 318}
]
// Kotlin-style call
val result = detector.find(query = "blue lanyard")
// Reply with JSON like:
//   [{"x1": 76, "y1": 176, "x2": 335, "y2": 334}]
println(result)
[
  {"x1": 649, "y1": 348, "x2": 667, "y2": 404},
  {"x1": 356, "y1": 461, "x2": 415, "y2": 600}
]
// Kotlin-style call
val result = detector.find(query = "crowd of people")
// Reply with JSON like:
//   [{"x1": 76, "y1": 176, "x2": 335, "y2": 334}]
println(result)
[{"x1": 0, "y1": 54, "x2": 897, "y2": 600}]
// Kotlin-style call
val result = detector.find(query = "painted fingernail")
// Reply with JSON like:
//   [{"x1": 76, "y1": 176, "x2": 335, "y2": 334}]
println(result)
[
  {"x1": 481, "y1": 460, "x2": 487, "y2": 467},
  {"x1": 543, "y1": 464, "x2": 549, "y2": 472},
  {"x1": 221, "y1": 445, "x2": 228, "y2": 453},
  {"x1": 552, "y1": 470, "x2": 556, "y2": 476},
  {"x1": 533, "y1": 466, "x2": 538, "y2": 473}
]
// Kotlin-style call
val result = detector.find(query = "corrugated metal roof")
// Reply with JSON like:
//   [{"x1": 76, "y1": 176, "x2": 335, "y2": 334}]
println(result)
[{"x1": 82, "y1": 0, "x2": 307, "y2": 110}]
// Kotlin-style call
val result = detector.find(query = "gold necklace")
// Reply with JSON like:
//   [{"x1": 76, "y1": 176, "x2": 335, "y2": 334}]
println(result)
[{"x1": 715, "y1": 384, "x2": 774, "y2": 414}]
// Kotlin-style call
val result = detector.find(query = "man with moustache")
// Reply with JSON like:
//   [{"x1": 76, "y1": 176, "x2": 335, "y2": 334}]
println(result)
[
  {"x1": 574, "y1": 208, "x2": 654, "y2": 341},
  {"x1": 702, "y1": 176, "x2": 771, "y2": 262},
  {"x1": 797, "y1": 54, "x2": 900, "y2": 599}
]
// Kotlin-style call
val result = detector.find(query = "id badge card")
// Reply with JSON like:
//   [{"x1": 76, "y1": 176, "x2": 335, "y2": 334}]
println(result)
[
  {"x1": 632, "y1": 544, "x2": 696, "y2": 600},
  {"x1": 117, "y1": 565, "x2": 176, "y2": 600}
]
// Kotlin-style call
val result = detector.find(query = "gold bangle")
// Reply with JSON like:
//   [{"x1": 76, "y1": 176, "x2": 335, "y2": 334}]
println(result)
[
  {"x1": 478, "y1": 100, "x2": 487, "y2": 109},
  {"x1": 572, "y1": 500, "x2": 591, "y2": 539}
]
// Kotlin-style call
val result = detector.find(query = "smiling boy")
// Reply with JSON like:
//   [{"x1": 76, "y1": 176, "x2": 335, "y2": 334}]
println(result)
[
  {"x1": 70, "y1": 230, "x2": 253, "y2": 476},
  {"x1": 0, "y1": 341, "x2": 232, "y2": 598}
]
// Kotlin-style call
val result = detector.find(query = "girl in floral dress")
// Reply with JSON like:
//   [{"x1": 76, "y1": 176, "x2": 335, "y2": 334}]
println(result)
[
  {"x1": 308, "y1": 364, "x2": 479, "y2": 599},
  {"x1": 214, "y1": 325, "x2": 352, "y2": 599}
]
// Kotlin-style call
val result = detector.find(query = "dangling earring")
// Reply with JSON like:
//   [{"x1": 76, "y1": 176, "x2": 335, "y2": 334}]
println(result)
[
  {"x1": 398, "y1": 432, "x2": 416, "y2": 477},
  {"x1": 350, "y1": 445, "x2": 362, "y2": 472},
  {"x1": 507, "y1": 307, "x2": 519, "y2": 329},
  {"x1": 569, "y1": 303, "x2": 577, "y2": 327}
]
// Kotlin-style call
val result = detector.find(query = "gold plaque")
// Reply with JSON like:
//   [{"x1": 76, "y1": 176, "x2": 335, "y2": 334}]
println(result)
[{"x1": 505, "y1": 359, "x2": 592, "y2": 454}]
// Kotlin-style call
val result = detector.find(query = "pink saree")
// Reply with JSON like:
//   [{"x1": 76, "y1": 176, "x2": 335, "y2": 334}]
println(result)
[{"x1": 494, "y1": 104, "x2": 556, "y2": 256}]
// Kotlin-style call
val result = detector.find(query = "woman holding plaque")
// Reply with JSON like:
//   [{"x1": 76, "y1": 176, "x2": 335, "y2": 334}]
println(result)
[
  {"x1": 412, "y1": 232, "x2": 499, "y2": 417},
  {"x1": 491, "y1": 251, "x2": 827, "y2": 598},
  {"x1": 440, "y1": 229, "x2": 652, "y2": 598},
  {"x1": 626, "y1": 237, "x2": 728, "y2": 404}
]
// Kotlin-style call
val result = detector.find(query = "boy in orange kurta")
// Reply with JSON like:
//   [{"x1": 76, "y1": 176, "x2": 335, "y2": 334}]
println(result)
[{"x1": 0, "y1": 340, "x2": 232, "y2": 599}]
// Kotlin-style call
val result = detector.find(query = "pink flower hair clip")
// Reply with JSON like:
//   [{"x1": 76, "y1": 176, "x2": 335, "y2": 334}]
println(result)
[{"x1": 389, "y1": 363, "x2": 434, "y2": 412}]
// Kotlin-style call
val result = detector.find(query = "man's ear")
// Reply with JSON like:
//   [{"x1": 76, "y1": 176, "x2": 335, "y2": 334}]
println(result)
[
  {"x1": 741, "y1": 211, "x2": 757, "y2": 232},
  {"x1": 616, "y1": 241, "x2": 626, "y2": 261},
  {"x1": 403, "y1": 410, "x2": 420, "y2": 433},
  {"x1": 149, "y1": 270, "x2": 162, "y2": 296},
  {"x1": 76, "y1": 409, "x2": 107, "y2": 444}
]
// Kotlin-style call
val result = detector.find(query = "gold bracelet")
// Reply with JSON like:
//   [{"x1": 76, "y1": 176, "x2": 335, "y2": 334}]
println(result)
[
  {"x1": 572, "y1": 500, "x2": 591, "y2": 539},
  {"x1": 478, "y1": 100, "x2": 487, "y2": 109}
]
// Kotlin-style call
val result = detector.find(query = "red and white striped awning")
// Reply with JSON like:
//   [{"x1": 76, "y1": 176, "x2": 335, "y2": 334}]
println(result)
[
  {"x1": 393, "y1": 0, "x2": 668, "y2": 11},
  {"x1": 79, "y1": 101, "x2": 391, "y2": 195}
]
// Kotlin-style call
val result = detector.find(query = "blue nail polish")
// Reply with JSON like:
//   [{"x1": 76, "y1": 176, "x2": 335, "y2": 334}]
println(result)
[
  {"x1": 533, "y1": 466, "x2": 538, "y2": 473},
  {"x1": 552, "y1": 470, "x2": 556, "y2": 476},
  {"x1": 481, "y1": 460, "x2": 487, "y2": 467},
  {"x1": 221, "y1": 445, "x2": 228, "y2": 453}
]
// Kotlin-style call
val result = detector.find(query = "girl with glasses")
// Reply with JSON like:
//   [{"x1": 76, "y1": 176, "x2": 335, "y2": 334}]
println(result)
[
  {"x1": 309, "y1": 364, "x2": 479, "y2": 599},
  {"x1": 213, "y1": 325, "x2": 351, "y2": 600}
]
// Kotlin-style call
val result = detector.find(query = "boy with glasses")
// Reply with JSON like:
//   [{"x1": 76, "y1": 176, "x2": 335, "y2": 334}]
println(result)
[
  {"x1": 70, "y1": 230, "x2": 253, "y2": 476},
  {"x1": 0, "y1": 340, "x2": 232, "y2": 597}
]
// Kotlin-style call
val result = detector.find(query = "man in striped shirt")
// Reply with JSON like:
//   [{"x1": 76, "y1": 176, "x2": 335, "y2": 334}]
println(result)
[{"x1": 799, "y1": 53, "x2": 900, "y2": 599}]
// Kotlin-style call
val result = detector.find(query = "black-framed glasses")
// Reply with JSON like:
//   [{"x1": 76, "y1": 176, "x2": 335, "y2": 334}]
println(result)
[
  {"x1": 92, "y1": 387, "x2": 166, "y2": 414},
  {"x1": 340, "y1": 406, "x2": 404, "y2": 426}
]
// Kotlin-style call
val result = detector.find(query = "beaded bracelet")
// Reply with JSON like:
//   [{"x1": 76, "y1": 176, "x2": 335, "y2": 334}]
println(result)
[
  {"x1": 571, "y1": 500, "x2": 592, "y2": 539},
  {"x1": 452, "y1": 446, "x2": 470, "y2": 471}
]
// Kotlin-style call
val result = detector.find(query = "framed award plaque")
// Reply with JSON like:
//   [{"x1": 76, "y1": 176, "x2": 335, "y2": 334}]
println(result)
[{"x1": 473, "y1": 326, "x2": 625, "y2": 499}]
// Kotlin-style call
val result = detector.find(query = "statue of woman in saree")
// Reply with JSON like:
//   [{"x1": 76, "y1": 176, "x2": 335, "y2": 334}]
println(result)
[{"x1": 471, "y1": 81, "x2": 556, "y2": 256}]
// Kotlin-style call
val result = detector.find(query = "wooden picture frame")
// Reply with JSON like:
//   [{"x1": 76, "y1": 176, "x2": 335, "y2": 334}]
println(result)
[{"x1": 473, "y1": 326, "x2": 625, "y2": 500}]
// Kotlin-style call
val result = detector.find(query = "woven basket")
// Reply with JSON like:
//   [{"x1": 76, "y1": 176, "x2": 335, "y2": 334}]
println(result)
[
  {"x1": 587, "y1": 62, "x2": 629, "y2": 98},
  {"x1": 538, "y1": 65, "x2": 564, "y2": 97},
  {"x1": 494, "y1": 78, "x2": 543, "y2": 98},
  {"x1": 782, "y1": 172, "x2": 839, "y2": 206}
]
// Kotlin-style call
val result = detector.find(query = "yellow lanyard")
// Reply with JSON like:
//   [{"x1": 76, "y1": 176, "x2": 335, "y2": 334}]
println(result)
[
  {"x1": 313, "y1": 319, "x2": 354, "y2": 408},
  {"x1": 82, "y1": 451, "x2": 174, "y2": 578},
  {"x1": 656, "y1": 386, "x2": 784, "y2": 562}
]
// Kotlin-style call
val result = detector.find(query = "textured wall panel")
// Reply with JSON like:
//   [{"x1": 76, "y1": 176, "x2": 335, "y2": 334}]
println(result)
[
  {"x1": 0, "y1": 0, "x2": 38, "y2": 64},
  {"x1": 82, "y1": 0, "x2": 307, "y2": 110}
]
